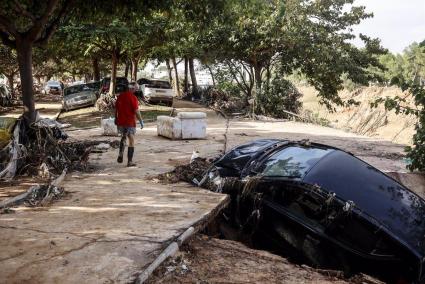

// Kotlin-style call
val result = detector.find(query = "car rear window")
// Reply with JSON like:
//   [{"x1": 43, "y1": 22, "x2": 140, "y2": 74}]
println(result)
[
  {"x1": 146, "y1": 81, "x2": 171, "y2": 89},
  {"x1": 259, "y1": 146, "x2": 333, "y2": 178},
  {"x1": 64, "y1": 85, "x2": 90, "y2": 96}
]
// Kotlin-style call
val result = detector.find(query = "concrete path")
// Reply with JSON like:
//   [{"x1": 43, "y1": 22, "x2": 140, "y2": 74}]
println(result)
[{"x1": 0, "y1": 101, "x2": 421, "y2": 283}]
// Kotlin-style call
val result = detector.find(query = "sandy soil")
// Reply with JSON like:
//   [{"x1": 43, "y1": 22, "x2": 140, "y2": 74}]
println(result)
[
  {"x1": 300, "y1": 85, "x2": 416, "y2": 145},
  {"x1": 148, "y1": 235, "x2": 382, "y2": 284}
]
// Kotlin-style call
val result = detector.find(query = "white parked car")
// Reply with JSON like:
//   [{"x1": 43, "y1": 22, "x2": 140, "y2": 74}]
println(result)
[{"x1": 136, "y1": 78, "x2": 174, "y2": 106}]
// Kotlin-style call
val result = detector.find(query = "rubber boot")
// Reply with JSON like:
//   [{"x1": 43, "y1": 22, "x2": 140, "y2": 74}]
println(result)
[{"x1": 127, "y1": 147, "x2": 136, "y2": 167}]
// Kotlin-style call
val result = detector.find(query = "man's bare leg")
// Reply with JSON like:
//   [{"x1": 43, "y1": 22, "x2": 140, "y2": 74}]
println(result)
[
  {"x1": 117, "y1": 130, "x2": 127, "y2": 163},
  {"x1": 127, "y1": 134, "x2": 136, "y2": 167}
]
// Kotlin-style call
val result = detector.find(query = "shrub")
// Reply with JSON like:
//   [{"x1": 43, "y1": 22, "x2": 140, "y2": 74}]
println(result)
[{"x1": 256, "y1": 77, "x2": 302, "y2": 118}]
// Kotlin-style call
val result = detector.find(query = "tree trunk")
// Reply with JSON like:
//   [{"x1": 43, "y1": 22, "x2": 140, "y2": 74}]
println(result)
[
  {"x1": 206, "y1": 64, "x2": 215, "y2": 86},
  {"x1": 16, "y1": 39, "x2": 35, "y2": 122},
  {"x1": 124, "y1": 60, "x2": 130, "y2": 79},
  {"x1": 253, "y1": 64, "x2": 262, "y2": 91},
  {"x1": 166, "y1": 59, "x2": 173, "y2": 86},
  {"x1": 109, "y1": 50, "x2": 119, "y2": 95},
  {"x1": 184, "y1": 56, "x2": 189, "y2": 93},
  {"x1": 6, "y1": 74, "x2": 14, "y2": 97},
  {"x1": 188, "y1": 58, "x2": 197, "y2": 89},
  {"x1": 92, "y1": 57, "x2": 100, "y2": 81},
  {"x1": 131, "y1": 57, "x2": 138, "y2": 82},
  {"x1": 172, "y1": 57, "x2": 180, "y2": 97}
]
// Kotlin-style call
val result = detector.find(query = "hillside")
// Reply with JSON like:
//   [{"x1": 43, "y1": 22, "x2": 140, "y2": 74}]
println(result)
[{"x1": 299, "y1": 85, "x2": 417, "y2": 145}]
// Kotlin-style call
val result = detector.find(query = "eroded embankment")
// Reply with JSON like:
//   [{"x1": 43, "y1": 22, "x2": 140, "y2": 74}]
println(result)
[{"x1": 300, "y1": 85, "x2": 416, "y2": 145}]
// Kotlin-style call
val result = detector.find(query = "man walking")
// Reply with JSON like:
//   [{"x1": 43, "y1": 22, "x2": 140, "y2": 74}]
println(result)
[{"x1": 115, "y1": 84, "x2": 144, "y2": 167}]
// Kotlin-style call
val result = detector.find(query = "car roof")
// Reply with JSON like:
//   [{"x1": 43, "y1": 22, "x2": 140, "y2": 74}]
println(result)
[{"x1": 303, "y1": 149, "x2": 425, "y2": 257}]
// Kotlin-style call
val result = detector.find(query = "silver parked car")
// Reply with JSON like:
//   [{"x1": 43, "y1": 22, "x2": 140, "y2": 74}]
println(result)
[{"x1": 62, "y1": 84, "x2": 97, "y2": 111}]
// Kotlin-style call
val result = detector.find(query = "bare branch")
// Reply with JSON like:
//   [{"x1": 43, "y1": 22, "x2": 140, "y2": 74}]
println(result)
[
  {"x1": 34, "y1": 0, "x2": 75, "y2": 45},
  {"x1": 227, "y1": 60, "x2": 250, "y2": 92},
  {"x1": 28, "y1": 0, "x2": 59, "y2": 41}
]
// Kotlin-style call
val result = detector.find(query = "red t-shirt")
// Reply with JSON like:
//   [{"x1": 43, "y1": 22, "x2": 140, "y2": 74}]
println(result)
[{"x1": 115, "y1": 91, "x2": 139, "y2": 127}]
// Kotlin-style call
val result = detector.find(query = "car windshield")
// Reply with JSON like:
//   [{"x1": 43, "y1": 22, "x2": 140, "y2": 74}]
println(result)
[
  {"x1": 86, "y1": 82, "x2": 100, "y2": 89},
  {"x1": 64, "y1": 84, "x2": 90, "y2": 96},
  {"x1": 259, "y1": 146, "x2": 333, "y2": 178}
]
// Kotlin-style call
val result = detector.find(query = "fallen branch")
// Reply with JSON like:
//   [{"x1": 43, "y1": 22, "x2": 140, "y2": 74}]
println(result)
[
  {"x1": 0, "y1": 168, "x2": 67, "y2": 209},
  {"x1": 0, "y1": 185, "x2": 39, "y2": 209}
]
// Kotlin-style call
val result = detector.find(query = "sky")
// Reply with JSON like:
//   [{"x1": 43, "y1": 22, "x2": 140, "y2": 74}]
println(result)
[{"x1": 352, "y1": 0, "x2": 425, "y2": 54}]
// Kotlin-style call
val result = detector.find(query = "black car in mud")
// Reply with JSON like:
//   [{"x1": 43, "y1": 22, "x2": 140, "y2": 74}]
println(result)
[{"x1": 204, "y1": 139, "x2": 425, "y2": 283}]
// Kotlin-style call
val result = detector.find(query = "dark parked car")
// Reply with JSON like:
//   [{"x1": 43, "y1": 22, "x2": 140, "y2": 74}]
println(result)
[
  {"x1": 204, "y1": 139, "x2": 425, "y2": 283},
  {"x1": 100, "y1": 77, "x2": 129, "y2": 94}
]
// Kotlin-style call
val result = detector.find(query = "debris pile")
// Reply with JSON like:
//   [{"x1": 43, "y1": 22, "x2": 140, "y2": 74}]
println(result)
[
  {"x1": 0, "y1": 117, "x2": 90, "y2": 180},
  {"x1": 95, "y1": 93, "x2": 116, "y2": 111},
  {"x1": 185, "y1": 87, "x2": 246, "y2": 116},
  {"x1": 0, "y1": 169, "x2": 67, "y2": 210},
  {"x1": 155, "y1": 157, "x2": 212, "y2": 184},
  {"x1": 0, "y1": 115, "x2": 119, "y2": 209}
]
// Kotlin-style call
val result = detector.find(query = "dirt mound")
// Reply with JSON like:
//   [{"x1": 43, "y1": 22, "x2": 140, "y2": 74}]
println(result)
[
  {"x1": 147, "y1": 235, "x2": 382, "y2": 284},
  {"x1": 300, "y1": 85, "x2": 416, "y2": 145}
]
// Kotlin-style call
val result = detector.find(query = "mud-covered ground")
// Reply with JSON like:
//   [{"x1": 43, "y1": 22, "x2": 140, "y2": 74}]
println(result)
[{"x1": 148, "y1": 235, "x2": 382, "y2": 284}]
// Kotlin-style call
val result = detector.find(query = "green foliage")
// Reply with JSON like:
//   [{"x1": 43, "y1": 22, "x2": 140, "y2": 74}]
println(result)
[
  {"x1": 373, "y1": 79, "x2": 424, "y2": 171},
  {"x1": 201, "y1": 0, "x2": 386, "y2": 111},
  {"x1": 374, "y1": 42, "x2": 425, "y2": 86},
  {"x1": 256, "y1": 77, "x2": 302, "y2": 118},
  {"x1": 0, "y1": 44, "x2": 18, "y2": 77}
]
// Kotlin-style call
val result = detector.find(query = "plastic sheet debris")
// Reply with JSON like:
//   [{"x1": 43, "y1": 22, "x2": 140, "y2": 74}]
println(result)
[{"x1": 101, "y1": 117, "x2": 118, "y2": 136}]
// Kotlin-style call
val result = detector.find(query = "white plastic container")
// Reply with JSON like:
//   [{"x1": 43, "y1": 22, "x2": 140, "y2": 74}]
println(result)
[{"x1": 101, "y1": 118, "x2": 118, "y2": 136}]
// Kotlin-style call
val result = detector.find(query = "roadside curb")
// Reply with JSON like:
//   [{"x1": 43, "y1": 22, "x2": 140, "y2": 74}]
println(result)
[{"x1": 136, "y1": 195, "x2": 230, "y2": 283}]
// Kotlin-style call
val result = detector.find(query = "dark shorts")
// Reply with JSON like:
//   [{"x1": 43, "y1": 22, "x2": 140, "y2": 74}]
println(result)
[{"x1": 118, "y1": 126, "x2": 136, "y2": 135}]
